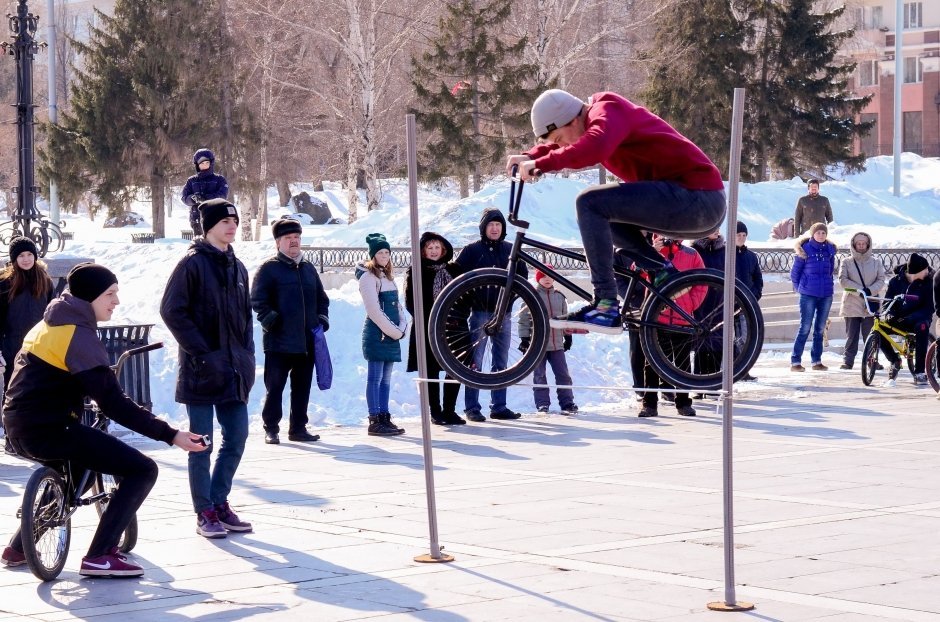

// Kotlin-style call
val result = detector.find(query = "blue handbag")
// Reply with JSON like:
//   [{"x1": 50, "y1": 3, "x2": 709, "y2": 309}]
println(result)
[{"x1": 311, "y1": 324, "x2": 333, "y2": 390}]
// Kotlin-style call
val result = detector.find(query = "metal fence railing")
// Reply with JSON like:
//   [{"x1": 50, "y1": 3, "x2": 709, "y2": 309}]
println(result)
[{"x1": 301, "y1": 246, "x2": 940, "y2": 275}]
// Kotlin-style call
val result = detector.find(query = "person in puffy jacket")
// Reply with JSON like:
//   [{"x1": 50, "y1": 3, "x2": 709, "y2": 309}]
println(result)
[
  {"x1": 405, "y1": 232, "x2": 465, "y2": 426},
  {"x1": 2, "y1": 264, "x2": 206, "y2": 577},
  {"x1": 160, "y1": 198, "x2": 255, "y2": 539},
  {"x1": 181, "y1": 148, "x2": 229, "y2": 236},
  {"x1": 878, "y1": 253, "x2": 935, "y2": 385},
  {"x1": 357, "y1": 233, "x2": 409, "y2": 436},
  {"x1": 251, "y1": 218, "x2": 329, "y2": 444},
  {"x1": 836, "y1": 232, "x2": 885, "y2": 370},
  {"x1": 790, "y1": 222, "x2": 837, "y2": 372},
  {"x1": 518, "y1": 264, "x2": 578, "y2": 415}
]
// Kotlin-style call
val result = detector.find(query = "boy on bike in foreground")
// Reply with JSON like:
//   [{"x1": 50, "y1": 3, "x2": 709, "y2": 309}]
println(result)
[
  {"x1": 2, "y1": 263, "x2": 206, "y2": 577},
  {"x1": 506, "y1": 89, "x2": 726, "y2": 334}
]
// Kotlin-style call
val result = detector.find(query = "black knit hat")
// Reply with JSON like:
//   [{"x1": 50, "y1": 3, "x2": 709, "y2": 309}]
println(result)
[
  {"x1": 907, "y1": 252, "x2": 929, "y2": 274},
  {"x1": 67, "y1": 263, "x2": 118, "y2": 302},
  {"x1": 366, "y1": 233, "x2": 391, "y2": 258},
  {"x1": 9, "y1": 237, "x2": 38, "y2": 263},
  {"x1": 736, "y1": 221, "x2": 748, "y2": 235},
  {"x1": 199, "y1": 198, "x2": 239, "y2": 234},
  {"x1": 272, "y1": 218, "x2": 303, "y2": 239}
]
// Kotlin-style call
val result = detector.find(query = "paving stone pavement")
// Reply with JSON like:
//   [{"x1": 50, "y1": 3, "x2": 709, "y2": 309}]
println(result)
[{"x1": 1, "y1": 357, "x2": 938, "y2": 621}]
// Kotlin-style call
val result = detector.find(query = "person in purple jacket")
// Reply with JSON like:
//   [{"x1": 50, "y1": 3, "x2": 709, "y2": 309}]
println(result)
[{"x1": 790, "y1": 222, "x2": 838, "y2": 372}]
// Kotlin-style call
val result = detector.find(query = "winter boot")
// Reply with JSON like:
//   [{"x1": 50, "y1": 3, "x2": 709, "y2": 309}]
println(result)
[
  {"x1": 429, "y1": 405, "x2": 447, "y2": 426},
  {"x1": 368, "y1": 415, "x2": 397, "y2": 437},
  {"x1": 381, "y1": 413, "x2": 405, "y2": 435}
]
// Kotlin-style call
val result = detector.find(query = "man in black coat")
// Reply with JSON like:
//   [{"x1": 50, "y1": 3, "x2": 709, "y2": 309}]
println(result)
[
  {"x1": 454, "y1": 208, "x2": 527, "y2": 422},
  {"x1": 160, "y1": 198, "x2": 255, "y2": 539},
  {"x1": 880, "y1": 253, "x2": 935, "y2": 385},
  {"x1": 250, "y1": 219, "x2": 329, "y2": 444}
]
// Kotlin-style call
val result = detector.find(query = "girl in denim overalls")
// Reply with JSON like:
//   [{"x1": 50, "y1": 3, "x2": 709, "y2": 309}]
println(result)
[{"x1": 356, "y1": 233, "x2": 409, "y2": 436}]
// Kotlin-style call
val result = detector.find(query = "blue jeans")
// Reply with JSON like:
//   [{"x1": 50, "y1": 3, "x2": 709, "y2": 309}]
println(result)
[
  {"x1": 791, "y1": 294, "x2": 833, "y2": 365},
  {"x1": 576, "y1": 182, "x2": 726, "y2": 300},
  {"x1": 464, "y1": 311, "x2": 510, "y2": 414},
  {"x1": 187, "y1": 402, "x2": 249, "y2": 514},
  {"x1": 366, "y1": 360, "x2": 394, "y2": 415}
]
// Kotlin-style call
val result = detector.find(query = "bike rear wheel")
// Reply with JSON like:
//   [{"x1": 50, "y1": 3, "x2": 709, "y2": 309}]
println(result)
[
  {"x1": 639, "y1": 270, "x2": 763, "y2": 391},
  {"x1": 21, "y1": 467, "x2": 71, "y2": 582},
  {"x1": 925, "y1": 339, "x2": 938, "y2": 392},
  {"x1": 861, "y1": 333, "x2": 880, "y2": 386},
  {"x1": 429, "y1": 269, "x2": 548, "y2": 390},
  {"x1": 93, "y1": 473, "x2": 138, "y2": 553}
]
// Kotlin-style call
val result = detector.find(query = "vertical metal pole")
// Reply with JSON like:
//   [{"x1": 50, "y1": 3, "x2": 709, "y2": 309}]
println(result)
[
  {"x1": 46, "y1": 0, "x2": 58, "y2": 223},
  {"x1": 407, "y1": 114, "x2": 453, "y2": 564},
  {"x1": 893, "y1": 0, "x2": 902, "y2": 197},
  {"x1": 707, "y1": 88, "x2": 753, "y2": 612}
]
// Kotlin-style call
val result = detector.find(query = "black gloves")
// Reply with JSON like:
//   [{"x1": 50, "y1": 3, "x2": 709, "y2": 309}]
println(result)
[
  {"x1": 862, "y1": 287, "x2": 872, "y2": 297},
  {"x1": 563, "y1": 334, "x2": 572, "y2": 351},
  {"x1": 319, "y1": 314, "x2": 330, "y2": 332},
  {"x1": 518, "y1": 338, "x2": 530, "y2": 353}
]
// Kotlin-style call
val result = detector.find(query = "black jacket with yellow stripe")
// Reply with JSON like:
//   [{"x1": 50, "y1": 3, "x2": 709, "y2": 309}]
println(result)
[{"x1": 1, "y1": 293, "x2": 177, "y2": 444}]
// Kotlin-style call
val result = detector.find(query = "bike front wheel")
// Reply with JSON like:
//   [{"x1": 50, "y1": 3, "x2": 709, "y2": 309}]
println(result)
[
  {"x1": 861, "y1": 333, "x2": 881, "y2": 386},
  {"x1": 93, "y1": 473, "x2": 138, "y2": 553},
  {"x1": 429, "y1": 269, "x2": 548, "y2": 390},
  {"x1": 639, "y1": 270, "x2": 763, "y2": 391},
  {"x1": 21, "y1": 467, "x2": 71, "y2": 582}
]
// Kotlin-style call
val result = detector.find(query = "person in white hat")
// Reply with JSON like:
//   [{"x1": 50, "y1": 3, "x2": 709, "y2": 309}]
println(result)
[{"x1": 506, "y1": 89, "x2": 726, "y2": 334}]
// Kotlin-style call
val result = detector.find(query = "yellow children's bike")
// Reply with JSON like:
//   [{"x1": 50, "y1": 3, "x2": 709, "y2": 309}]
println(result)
[{"x1": 847, "y1": 288, "x2": 936, "y2": 387}]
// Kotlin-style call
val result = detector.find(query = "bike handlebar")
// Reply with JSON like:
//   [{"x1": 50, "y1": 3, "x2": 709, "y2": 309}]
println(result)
[{"x1": 112, "y1": 342, "x2": 164, "y2": 376}]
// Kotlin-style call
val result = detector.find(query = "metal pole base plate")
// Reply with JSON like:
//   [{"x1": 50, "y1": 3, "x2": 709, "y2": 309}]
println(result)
[
  {"x1": 414, "y1": 553, "x2": 455, "y2": 563},
  {"x1": 707, "y1": 601, "x2": 755, "y2": 612}
]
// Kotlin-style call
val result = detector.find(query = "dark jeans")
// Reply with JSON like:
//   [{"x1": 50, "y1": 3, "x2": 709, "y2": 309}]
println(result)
[
  {"x1": 843, "y1": 316, "x2": 874, "y2": 367},
  {"x1": 261, "y1": 351, "x2": 314, "y2": 434},
  {"x1": 532, "y1": 350, "x2": 574, "y2": 408},
  {"x1": 187, "y1": 402, "x2": 248, "y2": 514},
  {"x1": 792, "y1": 294, "x2": 833, "y2": 365},
  {"x1": 7, "y1": 424, "x2": 158, "y2": 558},
  {"x1": 366, "y1": 361, "x2": 394, "y2": 415},
  {"x1": 628, "y1": 328, "x2": 690, "y2": 409},
  {"x1": 879, "y1": 317, "x2": 931, "y2": 374},
  {"x1": 464, "y1": 312, "x2": 510, "y2": 414},
  {"x1": 576, "y1": 182, "x2": 726, "y2": 300}
]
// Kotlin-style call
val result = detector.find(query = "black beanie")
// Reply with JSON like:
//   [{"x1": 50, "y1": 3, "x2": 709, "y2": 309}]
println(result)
[
  {"x1": 67, "y1": 263, "x2": 118, "y2": 302},
  {"x1": 736, "y1": 221, "x2": 748, "y2": 235},
  {"x1": 272, "y1": 218, "x2": 303, "y2": 239},
  {"x1": 9, "y1": 237, "x2": 38, "y2": 263},
  {"x1": 199, "y1": 198, "x2": 239, "y2": 234},
  {"x1": 907, "y1": 252, "x2": 929, "y2": 274}
]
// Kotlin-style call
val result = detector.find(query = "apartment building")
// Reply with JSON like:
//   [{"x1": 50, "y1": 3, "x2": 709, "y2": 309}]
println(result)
[{"x1": 846, "y1": 1, "x2": 939, "y2": 157}]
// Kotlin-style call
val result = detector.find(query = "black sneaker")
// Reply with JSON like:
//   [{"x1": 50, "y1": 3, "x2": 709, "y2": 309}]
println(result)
[
  {"x1": 677, "y1": 405, "x2": 696, "y2": 417},
  {"x1": 490, "y1": 409, "x2": 521, "y2": 420},
  {"x1": 536, "y1": 406, "x2": 550, "y2": 413},
  {"x1": 560, "y1": 404, "x2": 578, "y2": 415},
  {"x1": 914, "y1": 373, "x2": 928, "y2": 386},
  {"x1": 465, "y1": 410, "x2": 486, "y2": 422},
  {"x1": 264, "y1": 431, "x2": 280, "y2": 445},
  {"x1": 441, "y1": 411, "x2": 466, "y2": 425}
]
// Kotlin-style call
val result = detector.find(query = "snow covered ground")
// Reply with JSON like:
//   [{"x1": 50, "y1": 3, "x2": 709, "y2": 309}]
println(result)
[{"x1": 33, "y1": 153, "x2": 940, "y2": 431}]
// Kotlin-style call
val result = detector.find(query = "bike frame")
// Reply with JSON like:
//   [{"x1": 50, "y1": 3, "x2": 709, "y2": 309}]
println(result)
[
  {"x1": 849, "y1": 288, "x2": 916, "y2": 358},
  {"x1": 484, "y1": 174, "x2": 705, "y2": 338}
]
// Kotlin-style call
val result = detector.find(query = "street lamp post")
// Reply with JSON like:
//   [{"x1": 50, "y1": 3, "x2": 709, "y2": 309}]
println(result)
[{"x1": 3, "y1": 0, "x2": 41, "y2": 227}]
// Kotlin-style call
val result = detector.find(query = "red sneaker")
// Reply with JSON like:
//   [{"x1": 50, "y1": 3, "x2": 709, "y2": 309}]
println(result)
[
  {"x1": 79, "y1": 547, "x2": 144, "y2": 577},
  {"x1": 1, "y1": 546, "x2": 25, "y2": 567}
]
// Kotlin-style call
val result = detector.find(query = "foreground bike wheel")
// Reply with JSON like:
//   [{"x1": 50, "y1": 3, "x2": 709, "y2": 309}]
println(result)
[
  {"x1": 94, "y1": 473, "x2": 138, "y2": 553},
  {"x1": 429, "y1": 268, "x2": 548, "y2": 390},
  {"x1": 925, "y1": 340, "x2": 938, "y2": 392},
  {"x1": 861, "y1": 333, "x2": 880, "y2": 386},
  {"x1": 639, "y1": 270, "x2": 763, "y2": 391},
  {"x1": 21, "y1": 468, "x2": 71, "y2": 582}
]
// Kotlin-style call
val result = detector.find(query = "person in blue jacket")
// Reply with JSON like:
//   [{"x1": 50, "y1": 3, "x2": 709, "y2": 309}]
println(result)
[
  {"x1": 790, "y1": 222, "x2": 837, "y2": 372},
  {"x1": 181, "y1": 148, "x2": 229, "y2": 237}
]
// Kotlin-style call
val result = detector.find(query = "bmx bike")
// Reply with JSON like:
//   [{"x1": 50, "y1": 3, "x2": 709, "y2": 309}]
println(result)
[
  {"x1": 12, "y1": 342, "x2": 162, "y2": 581},
  {"x1": 428, "y1": 172, "x2": 764, "y2": 392}
]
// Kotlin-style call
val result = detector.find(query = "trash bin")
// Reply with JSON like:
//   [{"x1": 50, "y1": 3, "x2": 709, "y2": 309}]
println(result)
[{"x1": 96, "y1": 324, "x2": 155, "y2": 410}]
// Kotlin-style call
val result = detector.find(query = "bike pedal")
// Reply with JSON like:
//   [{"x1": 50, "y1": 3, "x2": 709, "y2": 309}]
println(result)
[{"x1": 15, "y1": 508, "x2": 21, "y2": 519}]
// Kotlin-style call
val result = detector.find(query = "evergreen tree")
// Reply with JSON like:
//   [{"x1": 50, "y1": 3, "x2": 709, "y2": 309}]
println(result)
[
  {"x1": 641, "y1": 0, "x2": 872, "y2": 182},
  {"x1": 411, "y1": 0, "x2": 544, "y2": 196},
  {"x1": 38, "y1": 0, "x2": 251, "y2": 237}
]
